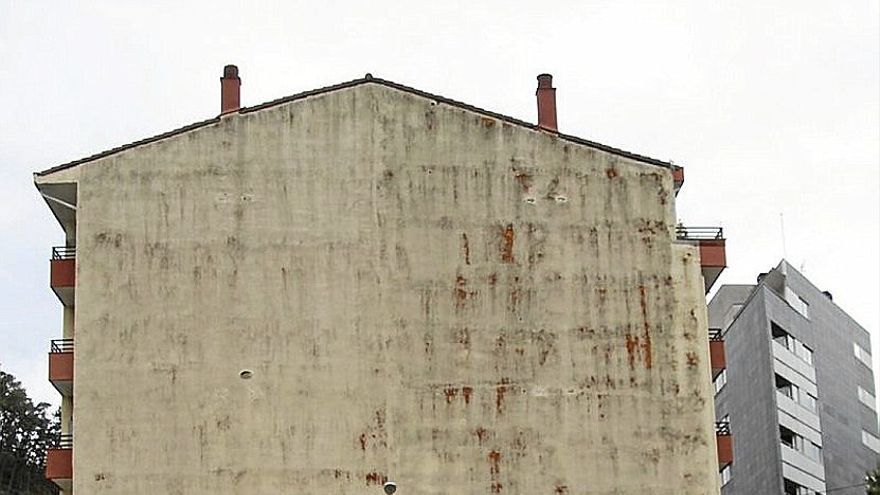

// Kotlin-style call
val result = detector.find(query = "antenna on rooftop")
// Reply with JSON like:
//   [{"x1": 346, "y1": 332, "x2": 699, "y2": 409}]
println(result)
[{"x1": 780, "y1": 212, "x2": 787, "y2": 260}]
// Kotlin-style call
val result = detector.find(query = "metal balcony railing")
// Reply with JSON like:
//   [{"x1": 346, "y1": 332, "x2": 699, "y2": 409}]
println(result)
[
  {"x1": 52, "y1": 434, "x2": 73, "y2": 449},
  {"x1": 675, "y1": 226, "x2": 724, "y2": 241},
  {"x1": 715, "y1": 421, "x2": 731, "y2": 436},
  {"x1": 51, "y1": 246, "x2": 76, "y2": 260},
  {"x1": 709, "y1": 328, "x2": 723, "y2": 342},
  {"x1": 50, "y1": 339, "x2": 74, "y2": 353}
]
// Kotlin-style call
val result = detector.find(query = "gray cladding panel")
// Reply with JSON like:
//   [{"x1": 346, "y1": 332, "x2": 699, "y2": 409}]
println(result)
[
  {"x1": 717, "y1": 290, "x2": 783, "y2": 495},
  {"x1": 780, "y1": 264, "x2": 879, "y2": 491},
  {"x1": 714, "y1": 261, "x2": 879, "y2": 495}
]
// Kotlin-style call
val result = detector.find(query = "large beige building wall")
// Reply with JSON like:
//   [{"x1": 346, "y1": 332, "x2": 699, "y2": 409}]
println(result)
[{"x1": 38, "y1": 82, "x2": 718, "y2": 494}]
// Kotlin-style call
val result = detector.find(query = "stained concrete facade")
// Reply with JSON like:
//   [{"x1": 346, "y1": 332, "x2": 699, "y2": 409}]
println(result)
[
  {"x1": 710, "y1": 261, "x2": 879, "y2": 494},
  {"x1": 36, "y1": 76, "x2": 720, "y2": 494}
]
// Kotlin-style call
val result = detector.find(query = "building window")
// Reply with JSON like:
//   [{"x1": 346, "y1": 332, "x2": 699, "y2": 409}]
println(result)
[
  {"x1": 800, "y1": 344, "x2": 813, "y2": 365},
  {"x1": 776, "y1": 374, "x2": 798, "y2": 402},
  {"x1": 801, "y1": 393, "x2": 817, "y2": 412},
  {"x1": 713, "y1": 369, "x2": 727, "y2": 395},
  {"x1": 863, "y1": 430, "x2": 880, "y2": 454},
  {"x1": 784, "y1": 287, "x2": 810, "y2": 319},
  {"x1": 771, "y1": 322, "x2": 814, "y2": 366},
  {"x1": 803, "y1": 440, "x2": 822, "y2": 463},
  {"x1": 783, "y1": 478, "x2": 817, "y2": 495},
  {"x1": 719, "y1": 464, "x2": 731, "y2": 486},
  {"x1": 775, "y1": 374, "x2": 817, "y2": 412},
  {"x1": 771, "y1": 322, "x2": 789, "y2": 347},
  {"x1": 780, "y1": 425, "x2": 796, "y2": 449},
  {"x1": 781, "y1": 425, "x2": 822, "y2": 463},
  {"x1": 859, "y1": 387, "x2": 877, "y2": 411},
  {"x1": 854, "y1": 343, "x2": 873, "y2": 369}
]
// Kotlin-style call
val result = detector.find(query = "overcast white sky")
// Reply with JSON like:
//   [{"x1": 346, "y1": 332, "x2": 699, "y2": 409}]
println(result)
[{"x1": 1, "y1": 0, "x2": 878, "y2": 407}]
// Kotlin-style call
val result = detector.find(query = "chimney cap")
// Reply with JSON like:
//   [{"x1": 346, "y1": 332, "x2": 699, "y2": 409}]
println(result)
[
  {"x1": 537, "y1": 74, "x2": 554, "y2": 89},
  {"x1": 223, "y1": 65, "x2": 239, "y2": 79}
]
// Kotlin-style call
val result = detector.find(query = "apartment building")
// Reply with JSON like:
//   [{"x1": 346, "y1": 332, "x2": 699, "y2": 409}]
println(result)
[
  {"x1": 709, "y1": 261, "x2": 878, "y2": 494},
  {"x1": 38, "y1": 66, "x2": 728, "y2": 494}
]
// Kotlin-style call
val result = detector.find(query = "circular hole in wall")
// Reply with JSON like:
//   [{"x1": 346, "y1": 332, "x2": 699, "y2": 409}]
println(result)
[{"x1": 239, "y1": 370, "x2": 253, "y2": 380}]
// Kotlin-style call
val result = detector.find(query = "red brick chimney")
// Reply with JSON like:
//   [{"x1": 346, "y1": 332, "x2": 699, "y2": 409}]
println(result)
[
  {"x1": 536, "y1": 74, "x2": 557, "y2": 132},
  {"x1": 220, "y1": 65, "x2": 241, "y2": 115}
]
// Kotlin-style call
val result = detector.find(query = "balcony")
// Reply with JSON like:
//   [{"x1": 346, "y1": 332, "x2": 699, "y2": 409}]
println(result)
[
  {"x1": 50, "y1": 246, "x2": 76, "y2": 307},
  {"x1": 45, "y1": 434, "x2": 72, "y2": 491},
  {"x1": 716, "y1": 421, "x2": 733, "y2": 467},
  {"x1": 709, "y1": 328, "x2": 726, "y2": 379},
  {"x1": 671, "y1": 166, "x2": 684, "y2": 196},
  {"x1": 676, "y1": 226, "x2": 726, "y2": 293},
  {"x1": 772, "y1": 340, "x2": 816, "y2": 383},
  {"x1": 49, "y1": 339, "x2": 73, "y2": 397}
]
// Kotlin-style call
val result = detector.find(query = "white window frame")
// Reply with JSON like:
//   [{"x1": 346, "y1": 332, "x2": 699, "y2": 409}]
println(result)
[
  {"x1": 719, "y1": 464, "x2": 731, "y2": 486},
  {"x1": 714, "y1": 369, "x2": 728, "y2": 395},
  {"x1": 784, "y1": 287, "x2": 810, "y2": 319},
  {"x1": 863, "y1": 430, "x2": 880, "y2": 454},
  {"x1": 859, "y1": 386, "x2": 877, "y2": 411},
  {"x1": 854, "y1": 343, "x2": 873, "y2": 369}
]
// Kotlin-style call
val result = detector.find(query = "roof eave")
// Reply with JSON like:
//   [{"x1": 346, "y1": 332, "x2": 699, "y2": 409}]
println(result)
[{"x1": 35, "y1": 75, "x2": 676, "y2": 177}]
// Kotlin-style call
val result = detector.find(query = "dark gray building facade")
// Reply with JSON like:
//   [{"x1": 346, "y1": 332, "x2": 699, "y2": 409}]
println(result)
[{"x1": 709, "y1": 260, "x2": 878, "y2": 494}]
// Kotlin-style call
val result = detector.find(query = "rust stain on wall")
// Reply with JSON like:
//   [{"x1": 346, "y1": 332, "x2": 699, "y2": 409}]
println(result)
[
  {"x1": 461, "y1": 233, "x2": 471, "y2": 265},
  {"x1": 462, "y1": 386, "x2": 473, "y2": 404},
  {"x1": 357, "y1": 409, "x2": 388, "y2": 451},
  {"x1": 638, "y1": 285, "x2": 653, "y2": 369},
  {"x1": 488, "y1": 450, "x2": 502, "y2": 476},
  {"x1": 625, "y1": 334, "x2": 638, "y2": 370},
  {"x1": 488, "y1": 450, "x2": 503, "y2": 493},
  {"x1": 508, "y1": 276, "x2": 522, "y2": 312},
  {"x1": 495, "y1": 378, "x2": 510, "y2": 414},
  {"x1": 500, "y1": 224, "x2": 515, "y2": 263},
  {"x1": 454, "y1": 275, "x2": 476, "y2": 310},
  {"x1": 473, "y1": 427, "x2": 489, "y2": 445},
  {"x1": 513, "y1": 170, "x2": 533, "y2": 192},
  {"x1": 365, "y1": 472, "x2": 387, "y2": 485},
  {"x1": 444, "y1": 387, "x2": 458, "y2": 404}
]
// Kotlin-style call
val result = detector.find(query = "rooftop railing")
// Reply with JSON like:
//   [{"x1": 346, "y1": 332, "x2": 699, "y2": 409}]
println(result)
[
  {"x1": 51, "y1": 246, "x2": 76, "y2": 260},
  {"x1": 715, "y1": 421, "x2": 731, "y2": 436},
  {"x1": 52, "y1": 434, "x2": 73, "y2": 449},
  {"x1": 709, "y1": 328, "x2": 723, "y2": 342},
  {"x1": 50, "y1": 339, "x2": 74, "y2": 353},
  {"x1": 676, "y1": 226, "x2": 724, "y2": 241}
]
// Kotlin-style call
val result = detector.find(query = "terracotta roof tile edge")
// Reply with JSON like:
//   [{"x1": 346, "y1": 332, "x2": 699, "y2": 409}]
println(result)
[{"x1": 35, "y1": 75, "x2": 675, "y2": 177}]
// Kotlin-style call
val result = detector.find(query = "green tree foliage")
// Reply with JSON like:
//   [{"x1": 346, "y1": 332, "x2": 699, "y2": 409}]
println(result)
[
  {"x1": 0, "y1": 367, "x2": 59, "y2": 495},
  {"x1": 867, "y1": 465, "x2": 880, "y2": 495}
]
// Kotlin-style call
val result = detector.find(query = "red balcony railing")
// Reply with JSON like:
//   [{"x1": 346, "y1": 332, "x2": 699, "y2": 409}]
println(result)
[
  {"x1": 49, "y1": 339, "x2": 73, "y2": 397},
  {"x1": 709, "y1": 328, "x2": 726, "y2": 378},
  {"x1": 45, "y1": 433, "x2": 72, "y2": 490},
  {"x1": 715, "y1": 421, "x2": 733, "y2": 467},
  {"x1": 50, "y1": 246, "x2": 76, "y2": 307},
  {"x1": 671, "y1": 166, "x2": 684, "y2": 196},
  {"x1": 676, "y1": 227, "x2": 726, "y2": 293}
]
